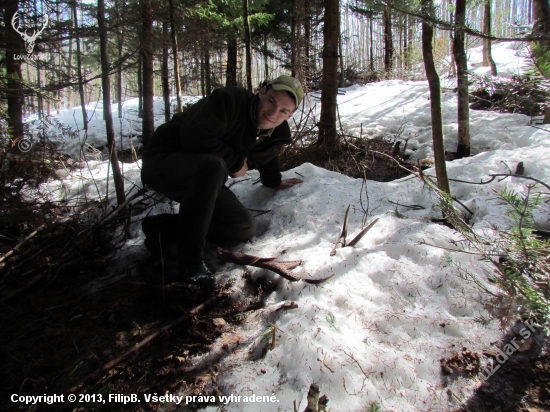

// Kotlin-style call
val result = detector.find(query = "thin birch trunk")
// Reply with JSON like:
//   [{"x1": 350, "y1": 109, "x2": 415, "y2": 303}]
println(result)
[
  {"x1": 72, "y1": 0, "x2": 88, "y2": 130},
  {"x1": 421, "y1": 0, "x2": 451, "y2": 195},
  {"x1": 169, "y1": 0, "x2": 182, "y2": 112},
  {"x1": 141, "y1": 0, "x2": 154, "y2": 146},
  {"x1": 98, "y1": 0, "x2": 126, "y2": 207},
  {"x1": 243, "y1": 0, "x2": 252, "y2": 91}
]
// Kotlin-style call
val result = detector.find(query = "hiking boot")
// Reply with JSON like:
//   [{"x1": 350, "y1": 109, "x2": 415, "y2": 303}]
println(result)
[{"x1": 180, "y1": 261, "x2": 217, "y2": 293}]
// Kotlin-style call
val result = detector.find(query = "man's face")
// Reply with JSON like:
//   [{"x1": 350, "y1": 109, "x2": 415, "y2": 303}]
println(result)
[{"x1": 256, "y1": 86, "x2": 296, "y2": 129}]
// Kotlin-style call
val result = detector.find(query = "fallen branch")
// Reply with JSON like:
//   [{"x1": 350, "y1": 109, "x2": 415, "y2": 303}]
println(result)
[
  {"x1": 424, "y1": 173, "x2": 550, "y2": 193},
  {"x1": 0, "y1": 223, "x2": 47, "y2": 271},
  {"x1": 388, "y1": 199, "x2": 425, "y2": 210},
  {"x1": 67, "y1": 293, "x2": 225, "y2": 394},
  {"x1": 417, "y1": 241, "x2": 489, "y2": 256},
  {"x1": 1, "y1": 188, "x2": 151, "y2": 301},
  {"x1": 452, "y1": 196, "x2": 474, "y2": 216},
  {"x1": 530, "y1": 124, "x2": 550, "y2": 134}
]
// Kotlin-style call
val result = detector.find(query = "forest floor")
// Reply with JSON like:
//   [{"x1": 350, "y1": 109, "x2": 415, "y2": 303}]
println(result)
[
  {"x1": 1, "y1": 136, "x2": 549, "y2": 412},
  {"x1": 2, "y1": 247, "x2": 549, "y2": 412}
]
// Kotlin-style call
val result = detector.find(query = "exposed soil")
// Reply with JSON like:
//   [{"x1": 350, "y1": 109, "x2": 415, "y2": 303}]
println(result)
[
  {"x1": 455, "y1": 321, "x2": 550, "y2": 412},
  {"x1": 1, "y1": 243, "x2": 280, "y2": 412}
]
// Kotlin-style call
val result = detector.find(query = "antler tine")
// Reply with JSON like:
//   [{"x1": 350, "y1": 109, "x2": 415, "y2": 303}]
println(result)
[
  {"x1": 330, "y1": 205, "x2": 350, "y2": 256},
  {"x1": 11, "y1": 11, "x2": 25, "y2": 36},
  {"x1": 28, "y1": 14, "x2": 48, "y2": 40},
  {"x1": 34, "y1": 14, "x2": 48, "y2": 37}
]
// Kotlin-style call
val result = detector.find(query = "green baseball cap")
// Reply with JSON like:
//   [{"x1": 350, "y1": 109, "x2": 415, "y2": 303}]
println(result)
[{"x1": 269, "y1": 75, "x2": 304, "y2": 109}]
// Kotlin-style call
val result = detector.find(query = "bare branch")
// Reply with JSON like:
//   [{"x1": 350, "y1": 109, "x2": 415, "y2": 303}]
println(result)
[
  {"x1": 379, "y1": 0, "x2": 544, "y2": 42},
  {"x1": 424, "y1": 174, "x2": 550, "y2": 193}
]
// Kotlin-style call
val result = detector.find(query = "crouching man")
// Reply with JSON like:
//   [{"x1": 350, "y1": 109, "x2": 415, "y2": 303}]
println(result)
[{"x1": 141, "y1": 75, "x2": 304, "y2": 293}]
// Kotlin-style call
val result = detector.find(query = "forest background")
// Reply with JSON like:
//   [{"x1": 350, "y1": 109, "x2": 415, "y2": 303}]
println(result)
[{"x1": 0, "y1": 0, "x2": 542, "y2": 150}]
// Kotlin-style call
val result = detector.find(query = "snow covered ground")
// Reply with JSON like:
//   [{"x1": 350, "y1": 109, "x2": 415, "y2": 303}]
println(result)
[{"x1": 32, "y1": 42, "x2": 550, "y2": 410}]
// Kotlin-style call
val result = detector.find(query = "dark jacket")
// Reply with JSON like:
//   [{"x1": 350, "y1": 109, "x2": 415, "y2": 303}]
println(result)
[{"x1": 143, "y1": 87, "x2": 292, "y2": 188}]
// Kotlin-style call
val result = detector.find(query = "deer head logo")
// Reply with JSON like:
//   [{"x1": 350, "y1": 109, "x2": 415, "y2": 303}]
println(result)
[{"x1": 11, "y1": 11, "x2": 48, "y2": 54}]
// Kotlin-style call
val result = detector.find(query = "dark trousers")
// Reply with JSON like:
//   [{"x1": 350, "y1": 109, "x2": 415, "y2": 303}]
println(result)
[{"x1": 141, "y1": 152, "x2": 256, "y2": 266}]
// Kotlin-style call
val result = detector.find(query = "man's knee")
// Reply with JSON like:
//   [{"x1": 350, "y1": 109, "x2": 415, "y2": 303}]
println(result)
[
  {"x1": 142, "y1": 152, "x2": 227, "y2": 192},
  {"x1": 196, "y1": 154, "x2": 228, "y2": 184}
]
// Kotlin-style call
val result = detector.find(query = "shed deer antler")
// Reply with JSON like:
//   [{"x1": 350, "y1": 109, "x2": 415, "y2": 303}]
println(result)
[
  {"x1": 12, "y1": 11, "x2": 48, "y2": 54},
  {"x1": 218, "y1": 248, "x2": 334, "y2": 285},
  {"x1": 330, "y1": 205, "x2": 379, "y2": 256}
]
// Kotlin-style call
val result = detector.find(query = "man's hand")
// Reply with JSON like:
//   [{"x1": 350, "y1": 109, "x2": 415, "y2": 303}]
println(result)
[
  {"x1": 276, "y1": 178, "x2": 303, "y2": 190},
  {"x1": 231, "y1": 157, "x2": 248, "y2": 178}
]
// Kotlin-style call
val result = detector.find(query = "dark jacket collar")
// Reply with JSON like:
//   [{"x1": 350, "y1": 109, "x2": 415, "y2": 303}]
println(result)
[{"x1": 249, "y1": 93, "x2": 260, "y2": 126}]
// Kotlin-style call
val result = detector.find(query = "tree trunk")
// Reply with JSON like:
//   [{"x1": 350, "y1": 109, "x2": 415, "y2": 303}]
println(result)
[
  {"x1": 162, "y1": 20, "x2": 171, "y2": 123},
  {"x1": 408, "y1": 13, "x2": 413, "y2": 71},
  {"x1": 137, "y1": 54, "x2": 143, "y2": 118},
  {"x1": 304, "y1": 0, "x2": 311, "y2": 81},
  {"x1": 243, "y1": 0, "x2": 253, "y2": 91},
  {"x1": 115, "y1": 0, "x2": 124, "y2": 119},
  {"x1": 482, "y1": 0, "x2": 498, "y2": 75},
  {"x1": 339, "y1": 32, "x2": 345, "y2": 87},
  {"x1": 6, "y1": 0, "x2": 24, "y2": 143},
  {"x1": 226, "y1": 38, "x2": 238, "y2": 87},
  {"x1": 55, "y1": 0, "x2": 62, "y2": 114},
  {"x1": 294, "y1": 0, "x2": 306, "y2": 83},
  {"x1": 98, "y1": 0, "x2": 126, "y2": 207},
  {"x1": 200, "y1": 54, "x2": 205, "y2": 97},
  {"x1": 24, "y1": 66, "x2": 34, "y2": 115},
  {"x1": 263, "y1": 33, "x2": 269, "y2": 80},
  {"x1": 72, "y1": 0, "x2": 88, "y2": 130},
  {"x1": 403, "y1": 14, "x2": 409, "y2": 71},
  {"x1": 141, "y1": 0, "x2": 154, "y2": 146},
  {"x1": 421, "y1": 0, "x2": 451, "y2": 195},
  {"x1": 37, "y1": 66, "x2": 44, "y2": 120},
  {"x1": 532, "y1": 0, "x2": 550, "y2": 123},
  {"x1": 369, "y1": 14, "x2": 374, "y2": 72},
  {"x1": 448, "y1": 11, "x2": 456, "y2": 77},
  {"x1": 453, "y1": 0, "x2": 471, "y2": 158},
  {"x1": 291, "y1": 15, "x2": 296, "y2": 77},
  {"x1": 204, "y1": 46, "x2": 212, "y2": 95},
  {"x1": 533, "y1": 0, "x2": 550, "y2": 40},
  {"x1": 169, "y1": 0, "x2": 182, "y2": 112},
  {"x1": 383, "y1": 6, "x2": 393, "y2": 75},
  {"x1": 68, "y1": 23, "x2": 73, "y2": 108},
  {"x1": 317, "y1": 0, "x2": 340, "y2": 146},
  {"x1": 115, "y1": 0, "x2": 124, "y2": 118}
]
